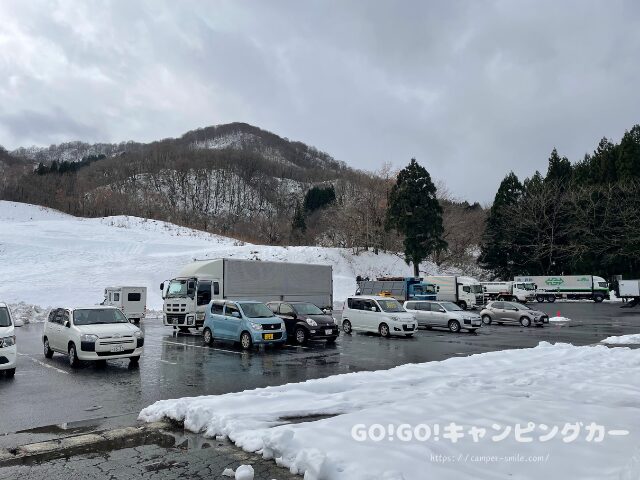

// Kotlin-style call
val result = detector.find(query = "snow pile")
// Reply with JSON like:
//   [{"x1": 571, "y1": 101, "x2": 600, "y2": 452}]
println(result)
[
  {"x1": 140, "y1": 342, "x2": 640, "y2": 480},
  {"x1": 548, "y1": 316, "x2": 571, "y2": 322},
  {"x1": 8, "y1": 302, "x2": 51, "y2": 326},
  {"x1": 0, "y1": 201, "x2": 459, "y2": 313},
  {"x1": 601, "y1": 334, "x2": 640, "y2": 345},
  {"x1": 234, "y1": 465, "x2": 254, "y2": 480}
]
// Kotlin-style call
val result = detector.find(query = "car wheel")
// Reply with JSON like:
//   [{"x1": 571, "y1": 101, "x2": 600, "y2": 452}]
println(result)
[
  {"x1": 5, "y1": 368, "x2": 15, "y2": 378},
  {"x1": 68, "y1": 343, "x2": 80, "y2": 369},
  {"x1": 481, "y1": 315, "x2": 492, "y2": 325},
  {"x1": 594, "y1": 294, "x2": 604, "y2": 303},
  {"x1": 203, "y1": 327, "x2": 214, "y2": 346},
  {"x1": 379, "y1": 323, "x2": 390, "y2": 338},
  {"x1": 43, "y1": 338, "x2": 54, "y2": 358},
  {"x1": 342, "y1": 320, "x2": 352, "y2": 334},
  {"x1": 547, "y1": 295, "x2": 556, "y2": 303},
  {"x1": 536, "y1": 295, "x2": 546, "y2": 303},
  {"x1": 240, "y1": 332, "x2": 252, "y2": 350},
  {"x1": 448, "y1": 320, "x2": 461, "y2": 333},
  {"x1": 520, "y1": 316, "x2": 532, "y2": 327},
  {"x1": 294, "y1": 327, "x2": 308, "y2": 345},
  {"x1": 458, "y1": 301, "x2": 467, "y2": 310}
]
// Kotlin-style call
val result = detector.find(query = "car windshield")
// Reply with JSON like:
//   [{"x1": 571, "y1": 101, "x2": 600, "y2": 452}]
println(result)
[
  {"x1": 377, "y1": 299, "x2": 405, "y2": 312},
  {"x1": 240, "y1": 303, "x2": 276, "y2": 319},
  {"x1": 293, "y1": 303, "x2": 324, "y2": 315},
  {"x1": 470, "y1": 285, "x2": 483, "y2": 294},
  {"x1": 74, "y1": 308, "x2": 128, "y2": 325},
  {"x1": 440, "y1": 302, "x2": 463, "y2": 311},
  {"x1": 0, "y1": 307, "x2": 11, "y2": 327}
]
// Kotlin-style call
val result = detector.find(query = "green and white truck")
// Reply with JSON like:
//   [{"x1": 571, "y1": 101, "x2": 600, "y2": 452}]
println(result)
[{"x1": 514, "y1": 275, "x2": 609, "y2": 303}]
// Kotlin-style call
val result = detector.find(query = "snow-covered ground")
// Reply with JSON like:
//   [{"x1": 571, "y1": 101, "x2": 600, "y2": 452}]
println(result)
[
  {"x1": 0, "y1": 201, "x2": 456, "y2": 322},
  {"x1": 601, "y1": 333, "x2": 640, "y2": 345},
  {"x1": 140, "y1": 342, "x2": 640, "y2": 480},
  {"x1": 548, "y1": 316, "x2": 571, "y2": 322}
]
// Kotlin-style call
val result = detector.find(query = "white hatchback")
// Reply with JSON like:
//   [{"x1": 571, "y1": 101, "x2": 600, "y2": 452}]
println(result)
[
  {"x1": 342, "y1": 296, "x2": 417, "y2": 337},
  {"x1": 43, "y1": 306, "x2": 144, "y2": 368},
  {"x1": 0, "y1": 303, "x2": 17, "y2": 378}
]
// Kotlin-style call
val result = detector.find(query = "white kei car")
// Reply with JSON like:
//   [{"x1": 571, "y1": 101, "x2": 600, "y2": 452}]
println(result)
[
  {"x1": 0, "y1": 303, "x2": 17, "y2": 378},
  {"x1": 342, "y1": 296, "x2": 417, "y2": 337},
  {"x1": 43, "y1": 306, "x2": 144, "y2": 368}
]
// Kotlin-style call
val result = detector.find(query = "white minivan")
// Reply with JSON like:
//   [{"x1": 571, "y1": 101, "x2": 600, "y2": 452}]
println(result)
[
  {"x1": 0, "y1": 303, "x2": 16, "y2": 378},
  {"x1": 43, "y1": 306, "x2": 144, "y2": 368},
  {"x1": 342, "y1": 296, "x2": 417, "y2": 337}
]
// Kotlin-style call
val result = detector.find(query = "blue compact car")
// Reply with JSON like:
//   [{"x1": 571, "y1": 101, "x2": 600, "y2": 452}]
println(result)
[{"x1": 202, "y1": 300, "x2": 287, "y2": 349}]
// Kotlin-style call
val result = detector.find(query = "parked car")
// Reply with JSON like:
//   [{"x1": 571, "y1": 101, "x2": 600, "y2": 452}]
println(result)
[
  {"x1": 266, "y1": 301, "x2": 338, "y2": 345},
  {"x1": 480, "y1": 301, "x2": 549, "y2": 327},
  {"x1": 342, "y1": 296, "x2": 417, "y2": 338},
  {"x1": 203, "y1": 300, "x2": 287, "y2": 350},
  {"x1": 0, "y1": 303, "x2": 16, "y2": 378},
  {"x1": 404, "y1": 300, "x2": 482, "y2": 333},
  {"x1": 43, "y1": 306, "x2": 144, "y2": 368}
]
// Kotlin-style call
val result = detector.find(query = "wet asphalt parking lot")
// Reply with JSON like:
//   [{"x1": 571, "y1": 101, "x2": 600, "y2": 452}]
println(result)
[{"x1": 2, "y1": 301, "x2": 639, "y2": 441}]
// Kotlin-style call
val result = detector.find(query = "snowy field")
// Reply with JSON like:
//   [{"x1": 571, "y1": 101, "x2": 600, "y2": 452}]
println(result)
[
  {"x1": 140, "y1": 342, "x2": 640, "y2": 480},
  {"x1": 0, "y1": 201, "x2": 456, "y2": 322}
]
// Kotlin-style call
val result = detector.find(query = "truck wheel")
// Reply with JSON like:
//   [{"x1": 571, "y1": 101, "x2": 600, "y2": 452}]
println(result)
[
  {"x1": 457, "y1": 301, "x2": 467, "y2": 310},
  {"x1": 593, "y1": 294, "x2": 604, "y2": 303},
  {"x1": 342, "y1": 320, "x2": 352, "y2": 334},
  {"x1": 379, "y1": 323, "x2": 390, "y2": 338},
  {"x1": 547, "y1": 295, "x2": 556, "y2": 303},
  {"x1": 497, "y1": 296, "x2": 505, "y2": 301},
  {"x1": 5, "y1": 368, "x2": 15, "y2": 378},
  {"x1": 43, "y1": 338, "x2": 54, "y2": 358},
  {"x1": 481, "y1": 315, "x2": 492, "y2": 325},
  {"x1": 536, "y1": 295, "x2": 546, "y2": 303},
  {"x1": 240, "y1": 332, "x2": 252, "y2": 350},
  {"x1": 294, "y1": 327, "x2": 308, "y2": 345},
  {"x1": 448, "y1": 320, "x2": 461, "y2": 333},
  {"x1": 203, "y1": 327, "x2": 214, "y2": 346},
  {"x1": 520, "y1": 316, "x2": 531, "y2": 327}
]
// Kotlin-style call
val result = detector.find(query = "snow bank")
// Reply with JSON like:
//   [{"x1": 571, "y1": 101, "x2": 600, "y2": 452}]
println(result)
[
  {"x1": 8, "y1": 302, "x2": 51, "y2": 326},
  {"x1": 139, "y1": 343, "x2": 640, "y2": 480},
  {"x1": 0, "y1": 201, "x2": 459, "y2": 313},
  {"x1": 548, "y1": 316, "x2": 571, "y2": 322},
  {"x1": 601, "y1": 333, "x2": 640, "y2": 345}
]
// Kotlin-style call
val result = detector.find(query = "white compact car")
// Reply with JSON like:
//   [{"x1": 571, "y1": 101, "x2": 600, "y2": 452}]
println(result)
[
  {"x1": 0, "y1": 303, "x2": 16, "y2": 378},
  {"x1": 43, "y1": 306, "x2": 144, "y2": 368},
  {"x1": 342, "y1": 296, "x2": 417, "y2": 337},
  {"x1": 404, "y1": 300, "x2": 482, "y2": 333}
]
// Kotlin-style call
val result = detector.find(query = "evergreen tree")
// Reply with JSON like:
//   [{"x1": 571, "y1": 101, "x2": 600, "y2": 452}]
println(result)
[
  {"x1": 385, "y1": 159, "x2": 446, "y2": 276},
  {"x1": 545, "y1": 148, "x2": 572, "y2": 185},
  {"x1": 479, "y1": 172, "x2": 523, "y2": 278},
  {"x1": 616, "y1": 125, "x2": 640, "y2": 181},
  {"x1": 303, "y1": 185, "x2": 336, "y2": 212},
  {"x1": 291, "y1": 202, "x2": 306, "y2": 233}
]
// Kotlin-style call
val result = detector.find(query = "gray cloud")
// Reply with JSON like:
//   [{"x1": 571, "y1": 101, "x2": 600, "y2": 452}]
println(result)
[{"x1": 1, "y1": 0, "x2": 639, "y2": 201}]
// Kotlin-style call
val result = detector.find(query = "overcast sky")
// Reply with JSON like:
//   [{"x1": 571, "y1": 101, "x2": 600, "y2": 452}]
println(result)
[{"x1": 1, "y1": 0, "x2": 639, "y2": 201}]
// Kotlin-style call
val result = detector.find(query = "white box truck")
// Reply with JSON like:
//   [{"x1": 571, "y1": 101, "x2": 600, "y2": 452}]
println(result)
[
  {"x1": 481, "y1": 281, "x2": 536, "y2": 303},
  {"x1": 514, "y1": 275, "x2": 609, "y2": 303},
  {"x1": 102, "y1": 286, "x2": 147, "y2": 323},
  {"x1": 422, "y1": 275, "x2": 483, "y2": 309},
  {"x1": 619, "y1": 280, "x2": 640, "y2": 308},
  {"x1": 161, "y1": 258, "x2": 333, "y2": 330}
]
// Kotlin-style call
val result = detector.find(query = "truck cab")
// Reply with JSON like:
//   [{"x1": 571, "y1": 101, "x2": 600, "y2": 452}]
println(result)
[{"x1": 161, "y1": 276, "x2": 219, "y2": 330}]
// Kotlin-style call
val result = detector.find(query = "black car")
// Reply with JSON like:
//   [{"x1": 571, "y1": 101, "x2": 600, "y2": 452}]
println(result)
[{"x1": 266, "y1": 301, "x2": 339, "y2": 345}]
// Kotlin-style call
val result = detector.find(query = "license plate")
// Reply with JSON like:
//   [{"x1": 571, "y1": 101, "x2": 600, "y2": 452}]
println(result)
[
  {"x1": 325, "y1": 329, "x2": 333, "y2": 335},
  {"x1": 110, "y1": 345, "x2": 125, "y2": 353},
  {"x1": 264, "y1": 333, "x2": 274, "y2": 340}
]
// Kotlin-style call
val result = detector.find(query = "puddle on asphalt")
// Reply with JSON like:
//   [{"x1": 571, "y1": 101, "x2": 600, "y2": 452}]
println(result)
[{"x1": 15, "y1": 418, "x2": 99, "y2": 436}]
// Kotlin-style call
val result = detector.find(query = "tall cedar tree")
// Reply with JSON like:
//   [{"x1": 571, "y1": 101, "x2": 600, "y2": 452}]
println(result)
[
  {"x1": 479, "y1": 172, "x2": 523, "y2": 278},
  {"x1": 385, "y1": 159, "x2": 446, "y2": 276}
]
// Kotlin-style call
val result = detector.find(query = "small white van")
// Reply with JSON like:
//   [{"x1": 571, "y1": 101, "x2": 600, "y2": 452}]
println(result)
[
  {"x1": 103, "y1": 286, "x2": 147, "y2": 324},
  {"x1": 342, "y1": 295, "x2": 417, "y2": 337}
]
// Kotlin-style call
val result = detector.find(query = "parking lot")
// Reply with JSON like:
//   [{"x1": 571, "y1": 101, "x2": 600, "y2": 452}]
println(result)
[{"x1": 1, "y1": 302, "x2": 639, "y2": 440}]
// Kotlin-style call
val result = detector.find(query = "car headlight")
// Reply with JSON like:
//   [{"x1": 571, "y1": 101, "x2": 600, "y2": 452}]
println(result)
[
  {"x1": 280, "y1": 322, "x2": 285, "y2": 330},
  {"x1": 305, "y1": 318, "x2": 318, "y2": 327},
  {"x1": 250, "y1": 322, "x2": 263, "y2": 330},
  {"x1": 332, "y1": 317, "x2": 338, "y2": 325},
  {"x1": 81, "y1": 334, "x2": 99, "y2": 342},
  {"x1": 1, "y1": 336, "x2": 15, "y2": 347},
  {"x1": 134, "y1": 331, "x2": 144, "y2": 339}
]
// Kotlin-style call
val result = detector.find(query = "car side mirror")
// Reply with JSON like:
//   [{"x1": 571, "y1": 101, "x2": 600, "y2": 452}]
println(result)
[
  {"x1": 291, "y1": 312, "x2": 298, "y2": 320},
  {"x1": 232, "y1": 311, "x2": 241, "y2": 318},
  {"x1": 64, "y1": 320, "x2": 71, "y2": 328},
  {"x1": 439, "y1": 308, "x2": 446, "y2": 313},
  {"x1": 370, "y1": 306, "x2": 376, "y2": 312},
  {"x1": 160, "y1": 282, "x2": 164, "y2": 291},
  {"x1": 322, "y1": 309, "x2": 328, "y2": 314}
]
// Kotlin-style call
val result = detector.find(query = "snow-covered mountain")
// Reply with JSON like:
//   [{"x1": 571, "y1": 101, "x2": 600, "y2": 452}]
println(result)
[{"x1": 0, "y1": 201, "x2": 459, "y2": 323}]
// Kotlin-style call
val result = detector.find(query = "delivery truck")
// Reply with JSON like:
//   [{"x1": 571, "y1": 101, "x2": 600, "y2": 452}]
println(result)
[
  {"x1": 422, "y1": 275, "x2": 483, "y2": 309},
  {"x1": 619, "y1": 280, "x2": 640, "y2": 307},
  {"x1": 160, "y1": 258, "x2": 333, "y2": 330},
  {"x1": 102, "y1": 286, "x2": 147, "y2": 323},
  {"x1": 514, "y1": 275, "x2": 609, "y2": 303},
  {"x1": 481, "y1": 281, "x2": 536, "y2": 303},
  {"x1": 356, "y1": 277, "x2": 436, "y2": 302}
]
